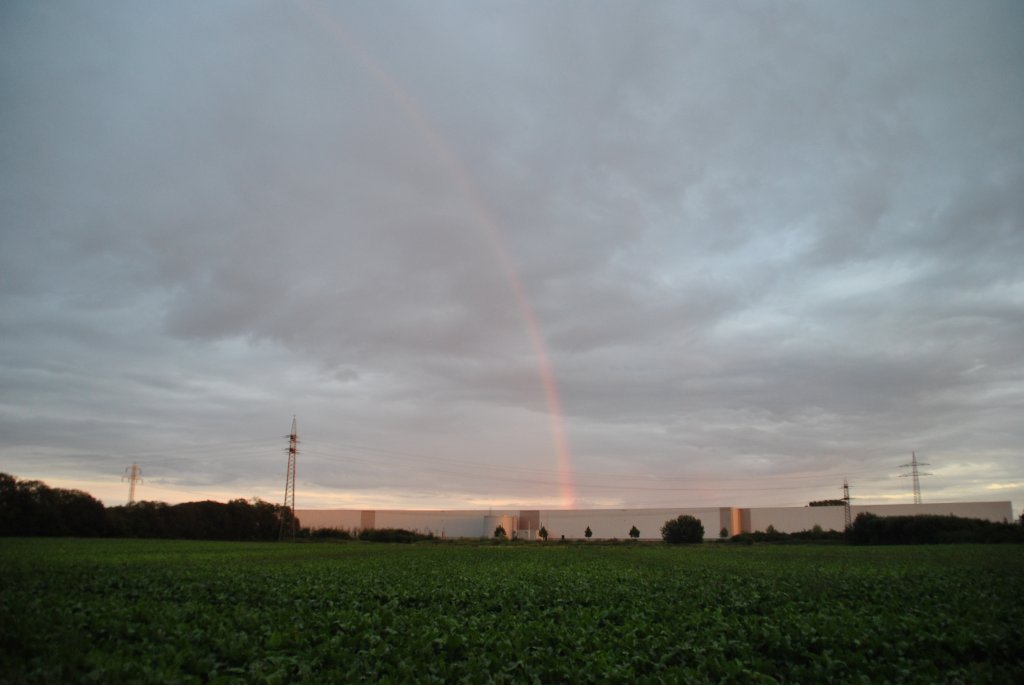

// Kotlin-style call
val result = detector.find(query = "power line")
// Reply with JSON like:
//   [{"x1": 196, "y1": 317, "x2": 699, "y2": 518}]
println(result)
[
  {"x1": 300, "y1": 446, "x2": 872, "y2": 494},
  {"x1": 299, "y1": 439, "x2": 880, "y2": 486},
  {"x1": 120, "y1": 436, "x2": 281, "y2": 458},
  {"x1": 142, "y1": 483, "x2": 238, "y2": 499},
  {"x1": 106, "y1": 431, "x2": 927, "y2": 509}
]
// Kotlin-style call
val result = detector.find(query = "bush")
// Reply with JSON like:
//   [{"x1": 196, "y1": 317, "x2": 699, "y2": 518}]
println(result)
[
  {"x1": 309, "y1": 527, "x2": 352, "y2": 540},
  {"x1": 730, "y1": 527, "x2": 844, "y2": 544},
  {"x1": 584, "y1": 526, "x2": 593, "y2": 539},
  {"x1": 357, "y1": 528, "x2": 433, "y2": 543},
  {"x1": 494, "y1": 524, "x2": 506, "y2": 539},
  {"x1": 538, "y1": 526, "x2": 548, "y2": 541},
  {"x1": 661, "y1": 515, "x2": 704, "y2": 544},
  {"x1": 788, "y1": 526, "x2": 844, "y2": 542},
  {"x1": 629, "y1": 525, "x2": 640, "y2": 540}
]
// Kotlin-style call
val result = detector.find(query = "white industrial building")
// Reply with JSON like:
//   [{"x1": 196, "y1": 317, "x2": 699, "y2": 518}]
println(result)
[{"x1": 297, "y1": 501, "x2": 1014, "y2": 540}]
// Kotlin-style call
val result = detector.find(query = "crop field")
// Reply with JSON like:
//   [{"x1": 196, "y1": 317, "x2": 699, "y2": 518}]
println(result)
[{"x1": 1, "y1": 539, "x2": 1022, "y2": 684}]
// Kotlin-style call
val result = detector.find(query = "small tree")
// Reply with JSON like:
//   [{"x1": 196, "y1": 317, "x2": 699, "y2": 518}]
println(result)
[
  {"x1": 538, "y1": 525, "x2": 548, "y2": 541},
  {"x1": 494, "y1": 524, "x2": 506, "y2": 539},
  {"x1": 629, "y1": 525, "x2": 640, "y2": 540},
  {"x1": 661, "y1": 515, "x2": 704, "y2": 544},
  {"x1": 719, "y1": 527, "x2": 729, "y2": 539},
  {"x1": 584, "y1": 525, "x2": 593, "y2": 539}
]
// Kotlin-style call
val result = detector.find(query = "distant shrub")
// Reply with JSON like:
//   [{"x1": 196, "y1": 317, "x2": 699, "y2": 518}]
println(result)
[
  {"x1": 357, "y1": 528, "x2": 433, "y2": 543},
  {"x1": 789, "y1": 526, "x2": 844, "y2": 542},
  {"x1": 538, "y1": 526, "x2": 548, "y2": 541},
  {"x1": 732, "y1": 527, "x2": 844, "y2": 544},
  {"x1": 494, "y1": 524, "x2": 506, "y2": 539},
  {"x1": 846, "y1": 513, "x2": 1024, "y2": 545},
  {"x1": 719, "y1": 527, "x2": 729, "y2": 539},
  {"x1": 629, "y1": 525, "x2": 640, "y2": 540},
  {"x1": 584, "y1": 526, "x2": 593, "y2": 539},
  {"x1": 309, "y1": 527, "x2": 352, "y2": 540},
  {"x1": 661, "y1": 515, "x2": 704, "y2": 544}
]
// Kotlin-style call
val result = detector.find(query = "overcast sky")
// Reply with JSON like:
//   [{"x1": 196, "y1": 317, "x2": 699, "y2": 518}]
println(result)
[{"x1": 2, "y1": 1, "x2": 1022, "y2": 515}]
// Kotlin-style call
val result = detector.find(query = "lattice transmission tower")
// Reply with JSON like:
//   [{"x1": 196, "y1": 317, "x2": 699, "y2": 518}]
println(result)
[
  {"x1": 279, "y1": 416, "x2": 299, "y2": 541},
  {"x1": 122, "y1": 463, "x2": 143, "y2": 505},
  {"x1": 842, "y1": 478, "x2": 852, "y2": 529},
  {"x1": 900, "y1": 451, "x2": 931, "y2": 504}
]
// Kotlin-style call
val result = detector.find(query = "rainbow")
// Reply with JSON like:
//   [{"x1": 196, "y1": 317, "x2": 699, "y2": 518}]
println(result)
[{"x1": 299, "y1": 2, "x2": 576, "y2": 507}]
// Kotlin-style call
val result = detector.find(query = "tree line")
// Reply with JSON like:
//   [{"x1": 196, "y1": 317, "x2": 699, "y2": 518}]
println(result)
[
  {"x1": 846, "y1": 511, "x2": 1024, "y2": 545},
  {"x1": 0, "y1": 473, "x2": 294, "y2": 540}
]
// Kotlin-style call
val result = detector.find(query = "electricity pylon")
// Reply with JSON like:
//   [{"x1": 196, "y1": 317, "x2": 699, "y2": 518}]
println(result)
[
  {"x1": 122, "y1": 463, "x2": 143, "y2": 505},
  {"x1": 279, "y1": 416, "x2": 299, "y2": 541},
  {"x1": 842, "y1": 478, "x2": 852, "y2": 529},
  {"x1": 900, "y1": 451, "x2": 931, "y2": 504}
]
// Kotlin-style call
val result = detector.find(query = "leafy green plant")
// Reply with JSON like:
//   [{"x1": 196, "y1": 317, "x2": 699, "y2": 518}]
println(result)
[
  {"x1": 629, "y1": 525, "x2": 640, "y2": 540},
  {"x1": 2, "y1": 538, "x2": 1022, "y2": 684},
  {"x1": 584, "y1": 526, "x2": 592, "y2": 539}
]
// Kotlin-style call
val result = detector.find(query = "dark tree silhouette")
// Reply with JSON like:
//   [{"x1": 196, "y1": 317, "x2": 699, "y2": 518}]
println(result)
[
  {"x1": 2, "y1": 472, "x2": 291, "y2": 541},
  {"x1": 661, "y1": 515, "x2": 704, "y2": 544}
]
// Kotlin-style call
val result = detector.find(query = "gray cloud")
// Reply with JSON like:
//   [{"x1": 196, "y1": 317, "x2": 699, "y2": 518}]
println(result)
[{"x1": 1, "y1": 1, "x2": 1022, "y2": 512}]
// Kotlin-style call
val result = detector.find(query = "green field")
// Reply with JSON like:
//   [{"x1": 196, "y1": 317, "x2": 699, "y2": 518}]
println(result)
[{"x1": 1, "y1": 539, "x2": 1022, "y2": 684}]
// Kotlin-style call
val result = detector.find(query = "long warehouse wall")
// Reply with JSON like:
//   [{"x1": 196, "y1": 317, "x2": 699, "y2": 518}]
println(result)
[
  {"x1": 296, "y1": 501, "x2": 1013, "y2": 540},
  {"x1": 748, "y1": 506, "x2": 846, "y2": 534}
]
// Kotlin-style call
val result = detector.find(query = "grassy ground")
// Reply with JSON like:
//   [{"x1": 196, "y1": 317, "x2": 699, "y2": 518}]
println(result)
[{"x1": 1, "y1": 538, "x2": 1022, "y2": 683}]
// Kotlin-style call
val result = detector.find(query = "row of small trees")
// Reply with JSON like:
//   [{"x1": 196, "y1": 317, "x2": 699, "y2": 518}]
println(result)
[{"x1": 495, "y1": 515, "x2": 706, "y2": 544}]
